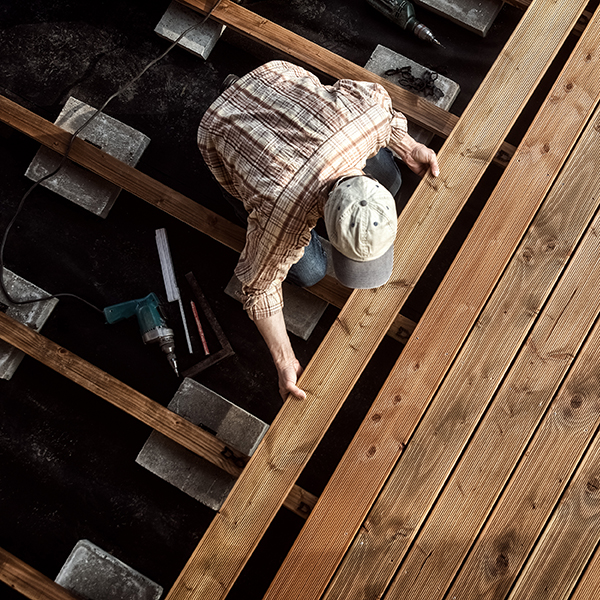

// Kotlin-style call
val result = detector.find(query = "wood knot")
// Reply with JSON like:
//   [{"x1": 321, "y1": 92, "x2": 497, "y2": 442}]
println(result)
[
  {"x1": 371, "y1": 413, "x2": 382, "y2": 422},
  {"x1": 393, "y1": 395, "x2": 402, "y2": 404},
  {"x1": 367, "y1": 446, "x2": 377, "y2": 458},
  {"x1": 565, "y1": 82, "x2": 574, "y2": 91},
  {"x1": 496, "y1": 553, "x2": 509, "y2": 573},
  {"x1": 586, "y1": 478, "x2": 600, "y2": 494},
  {"x1": 570, "y1": 394, "x2": 583, "y2": 409},
  {"x1": 542, "y1": 143, "x2": 550, "y2": 153},
  {"x1": 521, "y1": 247, "x2": 534, "y2": 263}
]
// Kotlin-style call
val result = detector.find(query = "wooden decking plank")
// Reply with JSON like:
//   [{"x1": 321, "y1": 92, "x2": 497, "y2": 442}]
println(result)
[
  {"x1": 445, "y1": 290, "x2": 600, "y2": 600},
  {"x1": 0, "y1": 546, "x2": 80, "y2": 600},
  {"x1": 0, "y1": 95, "x2": 415, "y2": 343},
  {"x1": 380, "y1": 152, "x2": 600, "y2": 600},
  {"x1": 570, "y1": 544, "x2": 600, "y2": 599},
  {"x1": 322, "y1": 66, "x2": 600, "y2": 600},
  {"x1": 164, "y1": 2, "x2": 587, "y2": 600},
  {"x1": 262, "y1": 3, "x2": 593, "y2": 600},
  {"x1": 0, "y1": 311, "x2": 316, "y2": 518},
  {"x1": 507, "y1": 429, "x2": 600, "y2": 599}
]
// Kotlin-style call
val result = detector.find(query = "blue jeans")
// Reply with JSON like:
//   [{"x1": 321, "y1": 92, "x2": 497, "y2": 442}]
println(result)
[{"x1": 222, "y1": 147, "x2": 402, "y2": 288}]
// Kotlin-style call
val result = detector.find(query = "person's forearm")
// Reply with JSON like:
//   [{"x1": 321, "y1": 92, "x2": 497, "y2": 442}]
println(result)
[
  {"x1": 254, "y1": 311, "x2": 295, "y2": 367},
  {"x1": 390, "y1": 130, "x2": 419, "y2": 163},
  {"x1": 254, "y1": 311, "x2": 306, "y2": 400}
]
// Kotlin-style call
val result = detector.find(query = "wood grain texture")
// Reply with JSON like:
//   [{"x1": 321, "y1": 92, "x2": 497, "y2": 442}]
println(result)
[
  {"x1": 0, "y1": 312, "x2": 316, "y2": 518},
  {"x1": 508, "y1": 437, "x2": 600, "y2": 599},
  {"x1": 0, "y1": 95, "x2": 415, "y2": 343},
  {"x1": 383, "y1": 172, "x2": 600, "y2": 600},
  {"x1": 164, "y1": 2, "x2": 588, "y2": 600},
  {"x1": 324, "y1": 74, "x2": 600, "y2": 600},
  {"x1": 262, "y1": 2, "x2": 591, "y2": 600},
  {"x1": 570, "y1": 544, "x2": 600, "y2": 599},
  {"x1": 0, "y1": 547, "x2": 80, "y2": 600},
  {"x1": 446, "y1": 302, "x2": 600, "y2": 600}
]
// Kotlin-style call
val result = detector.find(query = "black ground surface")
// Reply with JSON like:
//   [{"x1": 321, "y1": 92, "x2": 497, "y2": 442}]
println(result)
[{"x1": 0, "y1": 0, "x2": 551, "y2": 598}]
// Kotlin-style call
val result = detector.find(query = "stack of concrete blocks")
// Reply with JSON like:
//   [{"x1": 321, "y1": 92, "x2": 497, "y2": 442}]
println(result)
[
  {"x1": 224, "y1": 266, "x2": 330, "y2": 342},
  {"x1": 0, "y1": 269, "x2": 58, "y2": 380},
  {"x1": 136, "y1": 378, "x2": 269, "y2": 511},
  {"x1": 155, "y1": 1, "x2": 225, "y2": 60},
  {"x1": 55, "y1": 539, "x2": 163, "y2": 600},
  {"x1": 25, "y1": 96, "x2": 150, "y2": 218},
  {"x1": 365, "y1": 44, "x2": 460, "y2": 147},
  {"x1": 414, "y1": 0, "x2": 503, "y2": 36}
]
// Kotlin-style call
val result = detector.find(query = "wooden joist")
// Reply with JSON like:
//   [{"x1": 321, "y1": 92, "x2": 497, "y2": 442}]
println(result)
[
  {"x1": 0, "y1": 95, "x2": 416, "y2": 343},
  {"x1": 177, "y1": 0, "x2": 516, "y2": 168},
  {"x1": 0, "y1": 311, "x2": 317, "y2": 518},
  {"x1": 164, "y1": 1, "x2": 590, "y2": 599},
  {"x1": 0, "y1": 547, "x2": 79, "y2": 600},
  {"x1": 291, "y1": 9, "x2": 600, "y2": 599}
]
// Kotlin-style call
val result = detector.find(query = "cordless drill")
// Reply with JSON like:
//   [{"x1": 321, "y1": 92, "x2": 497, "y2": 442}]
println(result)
[
  {"x1": 104, "y1": 293, "x2": 179, "y2": 376},
  {"x1": 366, "y1": 0, "x2": 441, "y2": 45}
]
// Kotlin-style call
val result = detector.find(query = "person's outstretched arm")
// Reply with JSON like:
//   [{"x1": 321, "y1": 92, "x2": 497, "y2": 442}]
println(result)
[{"x1": 254, "y1": 311, "x2": 306, "y2": 401}]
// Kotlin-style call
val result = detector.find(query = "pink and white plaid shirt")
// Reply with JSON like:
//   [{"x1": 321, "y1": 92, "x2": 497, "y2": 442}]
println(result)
[{"x1": 198, "y1": 60, "x2": 407, "y2": 320}]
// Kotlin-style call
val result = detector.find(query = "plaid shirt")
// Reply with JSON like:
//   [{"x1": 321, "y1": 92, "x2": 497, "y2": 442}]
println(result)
[{"x1": 198, "y1": 60, "x2": 408, "y2": 320}]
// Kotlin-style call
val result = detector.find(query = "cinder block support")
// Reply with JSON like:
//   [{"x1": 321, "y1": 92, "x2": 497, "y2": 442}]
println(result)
[
  {"x1": 0, "y1": 269, "x2": 58, "y2": 380},
  {"x1": 55, "y1": 540, "x2": 163, "y2": 600},
  {"x1": 414, "y1": 0, "x2": 503, "y2": 36},
  {"x1": 225, "y1": 275, "x2": 329, "y2": 341},
  {"x1": 25, "y1": 97, "x2": 150, "y2": 218},
  {"x1": 364, "y1": 44, "x2": 460, "y2": 146},
  {"x1": 155, "y1": 1, "x2": 225, "y2": 60},
  {"x1": 136, "y1": 378, "x2": 269, "y2": 510}
]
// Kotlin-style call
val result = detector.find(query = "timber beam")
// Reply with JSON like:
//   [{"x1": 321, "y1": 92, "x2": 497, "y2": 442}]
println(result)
[{"x1": 0, "y1": 311, "x2": 317, "y2": 518}]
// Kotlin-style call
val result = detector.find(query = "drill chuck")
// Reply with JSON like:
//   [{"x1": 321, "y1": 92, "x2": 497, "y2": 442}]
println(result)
[
  {"x1": 366, "y1": 0, "x2": 441, "y2": 45},
  {"x1": 104, "y1": 293, "x2": 180, "y2": 376}
]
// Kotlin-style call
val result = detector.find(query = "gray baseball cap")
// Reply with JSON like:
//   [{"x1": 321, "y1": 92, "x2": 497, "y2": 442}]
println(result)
[{"x1": 324, "y1": 175, "x2": 397, "y2": 289}]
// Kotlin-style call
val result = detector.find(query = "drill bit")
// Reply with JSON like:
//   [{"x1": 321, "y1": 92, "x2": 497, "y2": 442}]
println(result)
[{"x1": 366, "y1": 0, "x2": 442, "y2": 46}]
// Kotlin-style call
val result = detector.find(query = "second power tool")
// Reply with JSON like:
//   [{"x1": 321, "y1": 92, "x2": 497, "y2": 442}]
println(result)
[
  {"x1": 366, "y1": 0, "x2": 441, "y2": 45},
  {"x1": 104, "y1": 292, "x2": 179, "y2": 376}
]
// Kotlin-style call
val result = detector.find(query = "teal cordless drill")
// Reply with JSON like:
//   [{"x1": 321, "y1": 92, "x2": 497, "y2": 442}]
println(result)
[
  {"x1": 366, "y1": 0, "x2": 441, "y2": 45},
  {"x1": 104, "y1": 293, "x2": 179, "y2": 376}
]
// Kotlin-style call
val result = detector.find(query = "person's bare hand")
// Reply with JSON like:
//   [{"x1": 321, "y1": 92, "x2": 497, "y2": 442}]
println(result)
[
  {"x1": 404, "y1": 142, "x2": 440, "y2": 178},
  {"x1": 277, "y1": 358, "x2": 306, "y2": 401}
]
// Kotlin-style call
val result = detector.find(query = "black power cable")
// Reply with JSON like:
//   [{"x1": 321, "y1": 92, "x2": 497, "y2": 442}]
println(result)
[{"x1": 0, "y1": 0, "x2": 225, "y2": 314}]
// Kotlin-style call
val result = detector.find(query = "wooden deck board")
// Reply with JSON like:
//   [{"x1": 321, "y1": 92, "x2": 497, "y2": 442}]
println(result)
[
  {"x1": 165, "y1": 2, "x2": 589, "y2": 599},
  {"x1": 446, "y1": 295, "x2": 600, "y2": 600},
  {"x1": 322, "y1": 64, "x2": 600, "y2": 600},
  {"x1": 263, "y1": 2, "x2": 592, "y2": 600},
  {"x1": 382, "y1": 152, "x2": 600, "y2": 600}
]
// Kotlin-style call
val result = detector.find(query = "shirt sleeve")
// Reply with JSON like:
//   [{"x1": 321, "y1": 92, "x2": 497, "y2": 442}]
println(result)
[{"x1": 235, "y1": 206, "x2": 314, "y2": 321}]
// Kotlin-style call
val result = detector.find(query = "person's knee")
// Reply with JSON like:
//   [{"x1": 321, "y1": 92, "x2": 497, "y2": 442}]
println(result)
[{"x1": 301, "y1": 260, "x2": 327, "y2": 287}]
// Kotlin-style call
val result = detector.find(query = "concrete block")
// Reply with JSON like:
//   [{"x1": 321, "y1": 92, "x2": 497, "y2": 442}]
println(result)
[
  {"x1": 0, "y1": 269, "x2": 58, "y2": 380},
  {"x1": 155, "y1": 1, "x2": 225, "y2": 60},
  {"x1": 225, "y1": 272, "x2": 329, "y2": 342},
  {"x1": 364, "y1": 44, "x2": 460, "y2": 146},
  {"x1": 55, "y1": 539, "x2": 162, "y2": 600},
  {"x1": 136, "y1": 379, "x2": 268, "y2": 510},
  {"x1": 25, "y1": 97, "x2": 150, "y2": 218},
  {"x1": 414, "y1": 0, "x2": 503, "y2": 37}
]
